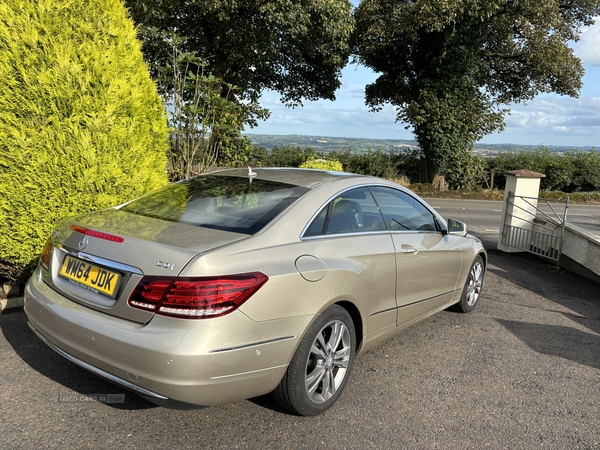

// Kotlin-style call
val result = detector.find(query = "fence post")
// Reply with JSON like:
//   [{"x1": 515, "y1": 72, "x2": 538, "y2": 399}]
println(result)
[{"x1": 497, "y1": 169, "x2": 545, "y2": 253}]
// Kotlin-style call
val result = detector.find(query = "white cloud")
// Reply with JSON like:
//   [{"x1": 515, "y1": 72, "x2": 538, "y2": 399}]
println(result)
[
  {"x1": 481, "y1": 95, "x2": 600, "y2": 146},
  {"x1": 507, "y1": 96, "x2": 600, "y2": 129},
  {"x1": 573, "y1": 17, "x2": 600, "y2": 66}
]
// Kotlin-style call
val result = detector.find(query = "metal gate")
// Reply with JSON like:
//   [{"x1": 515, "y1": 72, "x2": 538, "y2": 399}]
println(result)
[{"x1": 500, "y1": 192, "x2": 569, "y2": 268}]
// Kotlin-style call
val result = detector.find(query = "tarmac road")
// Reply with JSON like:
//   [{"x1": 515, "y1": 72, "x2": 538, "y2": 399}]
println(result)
[
  {"x1": 427, "y1": 198, "x2": 600, "y2": 249},
  {"x1": 1, "y1": 247, "x2": 599, "y2": 449}
]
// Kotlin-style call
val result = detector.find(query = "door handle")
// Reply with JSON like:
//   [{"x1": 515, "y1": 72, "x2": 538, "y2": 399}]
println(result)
[{"x1": 402, "y1": 245, "x2": 418, "y2": 254}]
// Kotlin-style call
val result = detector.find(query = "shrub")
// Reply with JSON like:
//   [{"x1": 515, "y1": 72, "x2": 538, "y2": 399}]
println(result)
[
  {"x1": 486, "y1": 147, "x2": 599, "y2": 192},
  {"x1": 299, "y1": 158, "x2": 343, "y2": 172},
  {"x1": 443, "y1": 149, "x2": 487, "y2": 190},
  {"x1": 568, "y1": 150, "x2": 600, "y2": 192},
  {"x1": 249, "y1": 146, "x2": 268, "y2": 167},
  {"x1": 341, "y1": 149, "x2": 399, "y2": 179},
  {"x1": 0, "y1": 0, "x2": 169, "y2": 280},
  {"x1": 217, "y1": 136, "x2": 255, "y2": 169},
  {"x1": 266, "y1": 146, "x2": 316, "y2": 167},
  {"x1": 160, "y1": 45, "x2": 253, "y2": 179},
  {"x1": 329, "y1": 148, "x2": 425, "y2": 182}
]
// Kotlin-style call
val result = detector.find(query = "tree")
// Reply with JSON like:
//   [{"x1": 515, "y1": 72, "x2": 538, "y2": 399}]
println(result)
[
  {"x1": 165, "y1": 46, "x2": 250, "y2": 180},
  {"x1": 126, "y1": 0, "x2": 355, "y2": 124},
  {"x1": 353, "y1": 0, "x2": 600, "y2": 187},
  {"x1": 0, "y1": 0, "x2": 168, "y2": 281}
]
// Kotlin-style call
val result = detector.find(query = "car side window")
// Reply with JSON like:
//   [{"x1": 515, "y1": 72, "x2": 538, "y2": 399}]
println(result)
[
  {"x1": 369, "y1": 186, "x2": 437, "y2": 232},
  {"x1": 304, "y1": 187, "x2": 386, "y2": 237},
  {"x1": 304, "y1": 207, "x2": 328, "y2": 237}
]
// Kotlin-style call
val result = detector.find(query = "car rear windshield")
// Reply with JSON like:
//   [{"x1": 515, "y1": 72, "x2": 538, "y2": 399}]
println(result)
[{"x1": 120, "y1": 174, "x2": 309, "y2": 234}]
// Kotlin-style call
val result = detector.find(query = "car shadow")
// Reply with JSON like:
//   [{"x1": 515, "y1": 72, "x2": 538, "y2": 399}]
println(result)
[
  {"x1": 247, "y1": 394, "x2": 291, "y2": 414},
  {"x1": 0, "y1": 308, "x2": 157, "y2": 410},
  {"x1": 485, "y1": 249, "x2": 600, "y2": 369},
  {"x1": 496, "y1": 319, "x2": 600, "y2": 370}
]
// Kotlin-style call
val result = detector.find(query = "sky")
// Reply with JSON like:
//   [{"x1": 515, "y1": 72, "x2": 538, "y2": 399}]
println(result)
[{"x1": 251, "y1": 13, "x2": 600, "y2": 148}]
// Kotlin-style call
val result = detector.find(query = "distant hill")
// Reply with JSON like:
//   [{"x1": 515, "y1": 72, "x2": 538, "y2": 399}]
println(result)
[{"x1": 245, "y1": 133, "x2": 596, "y2": 155}]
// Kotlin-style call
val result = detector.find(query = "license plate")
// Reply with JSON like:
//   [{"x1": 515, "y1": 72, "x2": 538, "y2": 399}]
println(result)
[{"x1": 59, "y1": 255, "x2": 121, "y2": 297}]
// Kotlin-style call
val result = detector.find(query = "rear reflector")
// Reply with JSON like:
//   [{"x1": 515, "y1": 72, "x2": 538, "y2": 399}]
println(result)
[
  {"x1": 128, "y1": 272, "x2": 269, "y2": 319},
  {"x1": 70, "y1": 225, "x2": 124, "y2": 243},
  {"x1": 40, "y1": 239, "x2": 52, "y2": 271}
]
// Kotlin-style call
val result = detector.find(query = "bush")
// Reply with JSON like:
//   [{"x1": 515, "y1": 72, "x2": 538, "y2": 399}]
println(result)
[
  {"x1": 299, "y1": 158, "x2": 343, "y2": 172},
  {"x1": 329, "y1": 148, "x2": 425, "y2": 182},
  {"x1": 265, "y1": 146, "x2": 316, "y2": 167},
  {"x1": 486, "y1": 147, "x2": 599, "y2": 192},
  {"x1": 160, "y1": 45, "x2": 254, "y2": 179},
  {"x1": 217, "y1": 136, "x2": 255, "y2": 168},
  {"x1": 0, "y1": 0, "x2": 169, "y2": 280},
  {"x1": 249, "y1": 146, "x2": 268, "y2": 167},
  {"x1": 337, "y1": 149, "x2": 399, "y2": 179},
  {"x1": 443, "y1": 149, "x2": 487, "y2": 190},
  {"x1": 568, "y1": 150, "x2": 600, "y2": 192}
]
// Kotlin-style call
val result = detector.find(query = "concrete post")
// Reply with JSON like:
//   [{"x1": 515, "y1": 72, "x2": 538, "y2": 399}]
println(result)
[{"x1": 497, "y1": 169, "x2": 545, "y2": 253}]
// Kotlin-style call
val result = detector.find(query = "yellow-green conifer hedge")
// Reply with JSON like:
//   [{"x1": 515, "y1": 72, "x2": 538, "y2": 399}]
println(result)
[{"x1": 0, "y1": 0, "x2": 169, "y2": 280}]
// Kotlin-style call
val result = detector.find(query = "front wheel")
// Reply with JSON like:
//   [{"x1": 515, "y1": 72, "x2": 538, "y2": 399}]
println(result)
[
  {"x1": 271, "y1": 305, "x2": 356, "y2": 416},
  {"x1": 452, "y1": 255, "x2": 485, "y2": 313}
]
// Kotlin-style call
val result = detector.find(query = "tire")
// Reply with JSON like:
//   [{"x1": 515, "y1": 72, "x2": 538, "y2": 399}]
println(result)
[
  {"x1": 272, "y1": 304, "x2": 356, "y2": 416},
  {"x1": 452, "y1": 254, "x2": 485, "y2": 313}
]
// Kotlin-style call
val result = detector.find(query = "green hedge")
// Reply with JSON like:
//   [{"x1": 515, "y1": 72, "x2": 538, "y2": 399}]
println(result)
[
  {"x1": 487, "y1": 148, "x2": 600, "y2": 192},
  {"x1": 258, "y1": 145, "x2": 600, "y2": 194},
  {"x1": 0, "y1": 0, "x2": 169, "y2": 280},
  {"x1": 263, "y1": 145, "x2": 317, "y2": 168}
]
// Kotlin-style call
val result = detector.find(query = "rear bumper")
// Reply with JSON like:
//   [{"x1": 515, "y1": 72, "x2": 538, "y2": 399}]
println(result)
[
  {"x1": 28, "y1": 321, "x2": 197, "y2": 408},
  {"x1": 24, "y1": 267, "x2": 312, "y2": 407}
]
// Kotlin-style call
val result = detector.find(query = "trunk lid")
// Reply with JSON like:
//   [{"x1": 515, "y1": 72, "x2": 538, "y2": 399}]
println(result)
[{"x1": 43, "y1": 209, "x2": 248, "y2": 323}]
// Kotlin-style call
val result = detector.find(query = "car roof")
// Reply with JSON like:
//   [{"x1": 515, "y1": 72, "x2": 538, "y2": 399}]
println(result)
[{"x1": 208, "y1": 167, "x2": 366, "y2": 189}]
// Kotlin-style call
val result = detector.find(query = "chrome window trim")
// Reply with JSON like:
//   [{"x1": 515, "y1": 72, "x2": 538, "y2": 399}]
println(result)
[
  {"x1": 388, "y1": 229, "x2": 438, "y2": 235},
  {"x1": 301, "y1": 229, "x2": 395, "y2": 240},
  {"x1": 57, "y1": 244, "x2": 143, "y2": 275}
]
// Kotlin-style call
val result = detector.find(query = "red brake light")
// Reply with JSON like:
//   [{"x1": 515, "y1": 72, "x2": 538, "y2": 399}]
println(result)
[
  {"x1": 128, "y1": 272, "x2": 269, "y2": 319},
  {"x1": 70, "y1": 225, "x2": 124, "y2": 243},
  {"x1": 40, "y1": 239, "x2": 52, "y2": 270}
]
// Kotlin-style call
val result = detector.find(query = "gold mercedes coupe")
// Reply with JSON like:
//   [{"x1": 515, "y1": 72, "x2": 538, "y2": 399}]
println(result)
[{"x1": 25, "y1": 168, "x2": 486, "y2": 416}]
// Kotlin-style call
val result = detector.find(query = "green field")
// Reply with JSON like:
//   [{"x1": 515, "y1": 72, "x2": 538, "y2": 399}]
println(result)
[{"x1": 245, "y1": 133, "x2": 596, "y2": 156}]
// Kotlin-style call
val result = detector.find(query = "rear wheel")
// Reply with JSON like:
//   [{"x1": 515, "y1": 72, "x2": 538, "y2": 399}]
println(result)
[
  {"x1": 272, "y1": 305, "x2": 356, "y2": 416},
  {"x1": 453, "y1": 255, "x2": 485, "y2": 313}
]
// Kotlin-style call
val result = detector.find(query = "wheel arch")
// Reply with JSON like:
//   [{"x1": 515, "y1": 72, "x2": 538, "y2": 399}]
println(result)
[
  {"x1": 478, "y1": 250, "x2": 487, "y2": 268},
  {"x1": 335, "y1": 300, "x2": 363, "y2": 353}
]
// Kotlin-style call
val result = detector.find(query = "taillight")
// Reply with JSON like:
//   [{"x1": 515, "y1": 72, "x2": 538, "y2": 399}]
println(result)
[
  {"x1": 40, "y1": 239, "x2": 52, "y2": 271},
  {"x1": 70, "y1": 225, "x2": 124, "y2": 243},
  {"x1": 128, "y1": 272, "x2": 269, "y2": 319}
]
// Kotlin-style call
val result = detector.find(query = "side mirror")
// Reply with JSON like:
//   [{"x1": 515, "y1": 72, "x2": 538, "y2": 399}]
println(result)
[{"x1": 447, "y1": 218, "x2": 467, "y2": 237}]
